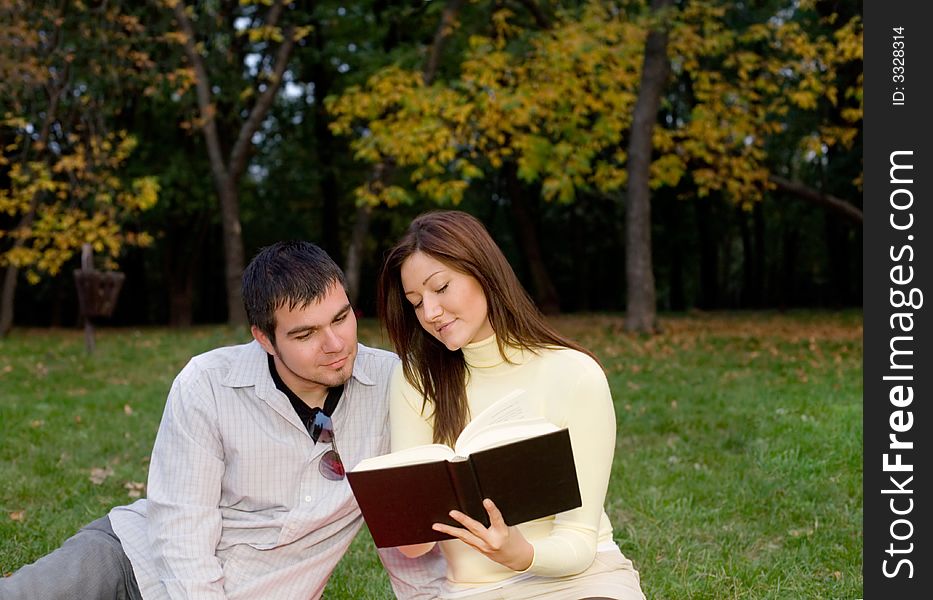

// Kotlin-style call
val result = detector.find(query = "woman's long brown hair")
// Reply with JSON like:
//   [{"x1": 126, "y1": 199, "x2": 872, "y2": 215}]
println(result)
[{"x1": 377, "y1": 210, "x2": 597, "y2": 447}]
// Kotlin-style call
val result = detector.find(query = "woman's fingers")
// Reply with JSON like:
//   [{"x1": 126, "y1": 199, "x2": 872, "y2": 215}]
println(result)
[
  {"x1": 483, "y1": 499, "x2": 507, "y2": 529},
  {"x1": 432, "y1": 521, "x2": 486, "y2": 549}
]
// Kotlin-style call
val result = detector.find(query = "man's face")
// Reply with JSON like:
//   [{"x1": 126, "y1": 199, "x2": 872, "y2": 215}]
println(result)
[{"x1": 252, "y1": 283, "x2": 358, "y2": 397}]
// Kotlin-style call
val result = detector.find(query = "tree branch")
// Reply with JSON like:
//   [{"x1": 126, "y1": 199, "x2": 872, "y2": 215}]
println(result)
[
  {"x1": 423, "y1": 0, "x2": 466, "y2": 85},
  {"x1": 769, "y1": 175, "x2": 863, "y2": 225},
  {"x1": 228, "y1": 21, "x2": 296, "y2": 181},
  {"x1": 172, "y1": 1, "x2": 229, "y2": 183}
]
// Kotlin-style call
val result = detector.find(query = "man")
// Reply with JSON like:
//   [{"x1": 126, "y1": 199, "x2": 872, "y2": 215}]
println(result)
[{"x1": 0, "y1": 241, "x2": 445, "y2": 599}]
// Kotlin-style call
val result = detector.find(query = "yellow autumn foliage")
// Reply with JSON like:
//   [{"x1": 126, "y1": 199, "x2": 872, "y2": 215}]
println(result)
[
  {"x1": 0, "y1": 129, "x2": 159, "y2": 281},
  {"x1": 326, "y1": 0, "x2": 861, "y2": 208}
]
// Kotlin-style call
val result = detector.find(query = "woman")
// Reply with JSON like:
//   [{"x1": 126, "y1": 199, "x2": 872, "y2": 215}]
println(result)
[{"x1": 377, "y1": 210, "x2": 645, "y2": 600}]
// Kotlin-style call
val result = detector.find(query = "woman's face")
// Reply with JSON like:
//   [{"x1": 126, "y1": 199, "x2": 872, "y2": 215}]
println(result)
[{"x1": 400, "y1": 251, "x2": 494, "y2": 351}]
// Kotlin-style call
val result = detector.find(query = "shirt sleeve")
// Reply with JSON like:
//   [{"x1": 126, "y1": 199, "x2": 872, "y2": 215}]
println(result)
[
  {"x1": 389, "y1": 363, "x2": 436, "y2": 451},
  {"x1": 524, "y1": 356, "x2": 617, "y2": 577},
  {"x1": 377, "y1": 545, "x2": 448, "y2": 599},
  {"x1": 146, "y1": 364, "x2": 228, "y2": 600}
]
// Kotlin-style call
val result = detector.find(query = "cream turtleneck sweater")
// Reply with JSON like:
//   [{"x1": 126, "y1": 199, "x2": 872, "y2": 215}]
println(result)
[{"x1": 389, "y1": 334, "x2": 618, "y2": 585}]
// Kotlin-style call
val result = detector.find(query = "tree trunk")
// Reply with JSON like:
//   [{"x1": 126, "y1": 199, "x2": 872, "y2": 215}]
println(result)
[
  {"x1": 506, "y1": 166, "x2": 561, "y2": 314},
  {"x1": 217, "y1": 177, "x2": 248, "y2": 324},
  {"x1": 696, "y1": 198, "x2": 719, "y2": 309},
  {"x1": 665, "y1": 197, "x2": 686, "y2": 311},
  {"x1": 168, "y1": 280, "x2": 195, "y2": 327},
  {"x1": 173, "y1": 0, "x2": 294, "y2": 326},
  {"x1": 739, "y1": 206, "x2": 753, "y2": 308},
  {"x1": 165, "y1": 218, "x2": 208, "y2": 327},
  {"x1": 344, "y1": 204, "x2": 372, "y2": 306},
  {"x1": 752, "y1": 201, "x2": 765, "y2": 307},
  {"x1": 308, "y1": 17, "x2": 343, "y2": 266},
  {"x1": 781, "y1": 225, "x2": 798, "y2": 309},
  {"x1": 0, "y1": 77, "x2": 64, "y2": 337},
  {"x1": 0, "y1": 192, "x2": 42, "y2": 336},
  {"x1": 571, "y1": 205, "x2": 590, "y2": 311},
  {"x1": 624, "y1": 0, "x2": 672, "y2": 333},
  {"x1": 0, "y1": 265, "x2": 18, "y2": 337}
]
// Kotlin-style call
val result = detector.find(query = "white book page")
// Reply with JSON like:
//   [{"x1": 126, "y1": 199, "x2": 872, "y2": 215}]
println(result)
[
  {"x1": 456, "y1": 389, "x2": 533, "y2": 449},
  {"x1": 352, "y1": 444, "x2": 455, "y2": 471},
  {"x1": 456, "y1": 417, "x2": 558, "y2": 456}
]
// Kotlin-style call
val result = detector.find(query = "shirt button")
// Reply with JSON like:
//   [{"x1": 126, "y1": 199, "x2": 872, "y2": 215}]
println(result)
[{"x1": 305, "y1": 495, "x2": 313, "y2": 502}]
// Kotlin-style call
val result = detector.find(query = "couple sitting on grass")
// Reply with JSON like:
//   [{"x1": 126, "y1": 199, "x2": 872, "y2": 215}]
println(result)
[{"x1": 1, "y1": 211, "x2": 644, "y2": 600}]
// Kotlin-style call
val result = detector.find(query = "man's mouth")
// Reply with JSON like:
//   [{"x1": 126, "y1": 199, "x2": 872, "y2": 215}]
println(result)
[{"x1": 323, "y1": 356, "x2": 349, "y2": 369}]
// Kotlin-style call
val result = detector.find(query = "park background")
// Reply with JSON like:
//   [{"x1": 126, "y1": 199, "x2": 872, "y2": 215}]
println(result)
[{"x1": 1, "y1": 0, "x2": 862, "y2": 598}]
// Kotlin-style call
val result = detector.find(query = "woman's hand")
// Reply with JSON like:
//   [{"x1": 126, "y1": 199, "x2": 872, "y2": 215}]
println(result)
[{"x1": 432, "y1": 499, "x2": 534, "y2": 572}]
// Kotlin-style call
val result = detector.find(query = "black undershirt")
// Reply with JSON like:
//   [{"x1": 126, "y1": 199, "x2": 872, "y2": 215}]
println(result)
[{"x1": 267, "y1": 353, "x2": 343, "y2": 442}]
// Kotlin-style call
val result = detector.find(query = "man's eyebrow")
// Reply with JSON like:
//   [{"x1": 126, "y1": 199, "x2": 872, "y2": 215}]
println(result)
[
  {"x1": 332, "y1": 303, "x2": 351, "y2": 322},
  {"x1": 286, "y1": 324, "x2": 318, "y2": 337},
  {"x1": 285, "y1": 303, "x2": 352, "y2": 336}
]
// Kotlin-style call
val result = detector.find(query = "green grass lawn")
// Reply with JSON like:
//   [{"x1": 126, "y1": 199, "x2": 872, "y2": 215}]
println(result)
[{"x1": 0, "y1": 312, "x2": 862, "y2": 598}]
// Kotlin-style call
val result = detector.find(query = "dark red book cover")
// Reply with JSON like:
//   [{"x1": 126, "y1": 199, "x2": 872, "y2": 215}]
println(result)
[{"x1": 347, "y1": 429, "x2": 581, "y2": 548}]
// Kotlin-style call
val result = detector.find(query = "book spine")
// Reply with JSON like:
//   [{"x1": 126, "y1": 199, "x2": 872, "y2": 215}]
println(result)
[{"x1": 445, "y1": 459, "x2": 489, "y2": 527}]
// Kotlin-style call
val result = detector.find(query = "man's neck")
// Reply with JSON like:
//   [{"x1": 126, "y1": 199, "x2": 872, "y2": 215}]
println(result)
[{"x1": 267, "y1": 354, "x2": 328, "y2": 409}]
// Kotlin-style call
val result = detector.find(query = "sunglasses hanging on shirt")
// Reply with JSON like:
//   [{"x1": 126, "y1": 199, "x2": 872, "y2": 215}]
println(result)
[{"x1": 308, "y1": 385, "x2": 345, "y2": 481}]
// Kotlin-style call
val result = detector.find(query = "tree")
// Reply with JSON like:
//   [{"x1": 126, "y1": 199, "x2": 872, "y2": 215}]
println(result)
[
  {"x1": 625, "y1": 0, "x2": 672, "y2": 333},
  {"x1": 163, "y1": 0, "x2": 311, "y2": 325},
  {"x1": 328, "y1": 0, "x2": 862, "y2": 322},
  {"x1": 329, "y1": 2, "x2": 645, "y2": 309},
  {"x1": 0, "y1": 0, "x2": 159, "y2": 336},
  {"x1": 342, "y1": 0, "x2": 468, "y2": 306}
]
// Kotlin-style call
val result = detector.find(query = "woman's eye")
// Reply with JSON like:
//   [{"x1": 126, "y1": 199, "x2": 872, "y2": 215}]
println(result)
[{"x1": 437, "y1": 283, "x2": 449, "y2": 294}]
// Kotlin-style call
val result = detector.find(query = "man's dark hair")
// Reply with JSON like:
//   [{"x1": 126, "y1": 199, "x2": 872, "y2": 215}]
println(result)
[{"x1": 242, "y1": 241, "x2": 347, "y2": 342}]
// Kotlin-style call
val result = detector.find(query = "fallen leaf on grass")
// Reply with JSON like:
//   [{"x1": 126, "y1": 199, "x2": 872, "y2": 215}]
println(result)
[
  {"x1": 30, "y1": 419, "x2": 45, "y2": 428},
  {"x1": 123, "y1": 404, "x2": 134, "y2": 415},
  {"x1": 89, "y1": 466, "x2": 114, "y2": 485},
  {"x1": 9, "y1": 511, "x2": 25, "y2": 522},
  {"x1": 124, "y1": 481, "x2": 146, "y2": 498}
]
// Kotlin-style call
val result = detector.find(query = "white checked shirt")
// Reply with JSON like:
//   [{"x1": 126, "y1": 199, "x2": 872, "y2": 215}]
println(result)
[{"x1": 109, "y1": 341, "x2": 446, "y2": 600}]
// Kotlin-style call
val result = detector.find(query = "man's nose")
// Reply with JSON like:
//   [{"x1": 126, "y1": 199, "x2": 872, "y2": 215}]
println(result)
[{"x1": 321, "y1": 327, "x2": 345, "y2": 352}]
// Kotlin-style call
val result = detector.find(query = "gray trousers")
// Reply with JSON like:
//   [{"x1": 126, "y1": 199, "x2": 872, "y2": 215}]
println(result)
[{"x1": 0, "y1": 515, "x2": 142, "y2": 600}]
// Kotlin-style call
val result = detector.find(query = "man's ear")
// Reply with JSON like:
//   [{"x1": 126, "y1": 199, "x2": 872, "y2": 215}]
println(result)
[{"x1": 251, "y1": 325, "x2": 276, "y2": 356}]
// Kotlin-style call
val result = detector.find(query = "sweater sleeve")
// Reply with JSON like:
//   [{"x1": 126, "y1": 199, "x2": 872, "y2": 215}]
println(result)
[
  {"x1": 525, "y1": 355, "x2": 617, "y2": 577},
  {"x1": 389, "y1": 363, "x2": 436, "y2": 452}
]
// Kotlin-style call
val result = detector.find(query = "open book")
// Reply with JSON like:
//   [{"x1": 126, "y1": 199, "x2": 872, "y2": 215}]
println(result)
[{"x1": 347, "y1": 390, "x2": 582, "y2": 548}]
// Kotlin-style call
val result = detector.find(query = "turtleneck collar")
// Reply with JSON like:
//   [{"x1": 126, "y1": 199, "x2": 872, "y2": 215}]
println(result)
[{"x1": 462, "y1": 333, "x2": 526, "y2": 370}]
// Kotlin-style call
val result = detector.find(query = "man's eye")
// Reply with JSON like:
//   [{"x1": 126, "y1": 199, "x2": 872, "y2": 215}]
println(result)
[
  {"x1": 335, "y1": 313, "x2": 347, "y2": 323},
  {"x1": 295, "y1": 332, "x2": 312, "y2": 341}
]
